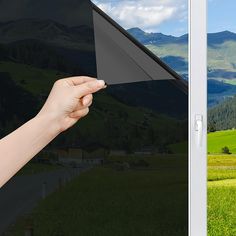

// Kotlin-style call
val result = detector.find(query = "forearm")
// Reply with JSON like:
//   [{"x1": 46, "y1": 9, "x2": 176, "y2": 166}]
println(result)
[{"x1": 0, "y1": 114, "x2": 61, "y2": 188}]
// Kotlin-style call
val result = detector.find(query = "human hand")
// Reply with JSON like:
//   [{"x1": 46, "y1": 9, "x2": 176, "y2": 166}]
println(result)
[{"x1": 37, "y1": 76, "x2": 106, "y2": 133}]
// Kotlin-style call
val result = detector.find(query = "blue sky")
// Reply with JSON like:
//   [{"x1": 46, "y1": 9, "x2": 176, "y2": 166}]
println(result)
[
  {"x1": 208, "y1": 0, "x2": 236, "y2": 33},
  {"x1": 93, "y1": 0, "x2": 188, "y2": 36},
  {"x1": 93, "y1": 0, "x2": 234, "y2": 36}
]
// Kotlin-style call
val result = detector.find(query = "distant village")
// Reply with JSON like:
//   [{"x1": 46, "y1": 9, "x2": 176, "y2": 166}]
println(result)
[{"x1": 34, "y1": 143, "x2": 154, "y2": 168}]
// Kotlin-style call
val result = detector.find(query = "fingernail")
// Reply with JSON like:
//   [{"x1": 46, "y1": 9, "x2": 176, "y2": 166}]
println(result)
[
  {"x1": 97, "y1": 80, "x2": 105, "y2": 87},
  {"x1": 103, "y1": 82, "x2": 108, "y2": 89}
]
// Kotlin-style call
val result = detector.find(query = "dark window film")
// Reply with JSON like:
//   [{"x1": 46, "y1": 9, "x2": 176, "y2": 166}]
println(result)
[
  {"x1": 0, "y1": 0, "x2": 96, "y2": 234},
  {"x1": 0, "y1": 2, "x2": 188, "y2": 236}
]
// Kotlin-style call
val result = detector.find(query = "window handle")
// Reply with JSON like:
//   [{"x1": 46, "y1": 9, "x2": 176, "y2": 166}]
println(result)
[{"x1": 195, "y1": 115, "x2": 203, "y2": 147}]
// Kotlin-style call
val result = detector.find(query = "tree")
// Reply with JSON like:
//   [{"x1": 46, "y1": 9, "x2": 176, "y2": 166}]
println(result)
[
  {"x1": 208, "y1": 120, "x2": 216, "y2": 133},
  {"x1": 222, "y1": 146, "x2": 231, "y2": 154}
]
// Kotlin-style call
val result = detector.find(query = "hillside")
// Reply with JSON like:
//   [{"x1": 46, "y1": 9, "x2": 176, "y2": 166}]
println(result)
[
  {"x1": 0, "y1": 19, "x2": 95, "y2": 50},
  {"x1": 128, "y1": 28, "x2": 236, "y2": 78},
  {"x1": 208, "y1": 95, "x2": 236, "y2": 131},
  {"x1": 127, "y1": 28, "x2": 236, "y2": 106},
  {"x1": 0, "y1": 61, "x2": 187, "y2": 153},
  {"x1": 208, "y1": 130, "x2": 236, "y2": 154},
  {"x1": 208, "y1": 79, "x2": 236, "y2": 107}
]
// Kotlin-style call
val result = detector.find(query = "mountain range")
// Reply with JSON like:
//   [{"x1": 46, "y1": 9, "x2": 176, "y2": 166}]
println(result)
[
  {"x1": 0, "y1": 19, "x2": 236, "y2": 107},
  {"x1": 128, "y1": 27, "x2": 236, "y2": 46},
  {"x1": 0, "y1": 19, "x2": 97, "y2": 77},
  {"x1": 127, "y1": 28, "x2": 236, "y2": 106},
  {"x1": 127, "y1": 27, "x2": 236, "y2": 78}
]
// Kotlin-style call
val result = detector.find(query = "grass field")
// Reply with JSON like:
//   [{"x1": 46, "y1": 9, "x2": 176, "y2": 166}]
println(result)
[
  {"x1": 0, "y1": 61, "x2": 66, "y2": 94},
  {"x1": 7, "y1": 136, "x2": 236, "y2": 235},
  {"x1": 208, "y1": 129, "x2": 236, "y2": 154},
  {"x1": 221, "y1": 79, "x2": 236, "y2": 86},
  {"x1": 16, "y1": 162, "x2": 61, "y2": 176},
  {"x1": 8, "y1": 155, "x2": 188, "y2": 236},
  {"x1": 208, "y1": 154, "x2": 236, "y2": 236},
  {"x1": 208, "y1": 128, "x2": 236, "y2": 235}
]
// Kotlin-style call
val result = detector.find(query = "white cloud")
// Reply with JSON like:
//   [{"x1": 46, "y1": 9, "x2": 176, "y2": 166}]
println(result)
[{"x1": 93, "y1": 0, "x2": 187, "y2": 32}]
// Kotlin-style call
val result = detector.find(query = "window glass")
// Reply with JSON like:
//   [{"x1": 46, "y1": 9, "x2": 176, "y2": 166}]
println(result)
[
  {"x1": 92, "y1": 0, "x2": 188, "y2": 79},
  {"x1": 0, "y1": 1, "x2": 188, "y2": 235}
]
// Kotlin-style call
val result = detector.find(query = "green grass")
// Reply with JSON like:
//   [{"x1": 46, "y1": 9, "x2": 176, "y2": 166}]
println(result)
[
  {"x1": 208, "y1": 41, "x2": 236, "y2": 72},
  {"x1": 16, "y1": 162, "x2": 61, "y2": 176},
  {"x1": 208, "y1": 187, "x2": 236, "y2": 236},
  {"x1": 219, "y1": 78, "x2": 236, "y2": 86},
  {"x1": 0, "y1": 61, "x2": 66, "y2": 94},
  {"x1": 146, "y1": 44, "x2": 188, "y2": 60},
  {"x1": 8, "y1": 155, "x2": 188, "y2": 236},
  {"x1": 208, "y1": 129, "x2": 236, "y2": 154},
  {"x1": 208, "y1": 155, "x2": 236, "y2": 236},
  {"x1": 146, "y1": 41, "x2": 236, "y2": 73},
  {"x1": 208, "y1": 134, "x2": 236, "y2": 235},
  {"x1": 169, "y1": 141, "x2": 188, "y2": 153}
]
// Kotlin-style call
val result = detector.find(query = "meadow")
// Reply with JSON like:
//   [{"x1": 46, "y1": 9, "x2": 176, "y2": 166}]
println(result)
[
  {"x1": 208, "y1": 129, "x2": 236, "y2": 154},
  {"x1": 6, "y1": 129, "x2": 236, "y2": 236},
  {"x1": 208, "y1": 129, "x2": 236, "y2": 236},
  {"x1": 208, "y1": 155, "x2": 236, "y2": 236},
  {"x1": 8, "y1": 155, "x2": 188, "y2": 236}
]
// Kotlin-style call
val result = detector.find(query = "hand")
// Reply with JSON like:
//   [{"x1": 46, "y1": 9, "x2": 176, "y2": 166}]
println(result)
[{"x1": 37, "y1": 76, "x2": 106, "y2": 133}]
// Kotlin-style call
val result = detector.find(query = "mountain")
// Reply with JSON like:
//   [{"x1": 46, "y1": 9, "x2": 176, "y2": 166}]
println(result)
[
  {"x1": 127, "y1": 28, "x2": 236, "y2": 47},
  {"x1": 208, "y1": 95, "x2": 236, "y2": 131},
  {"x1": 0, "y1": 19, "x2": 97, "y2": 76},
  {"x1": 127, "y1": 28, "x2": 236, "y2": 78},
  {"x1": 127, "y1": 28, "x2": 236, "y2": 107},
  {"x1": 127, "y1": 27, "x2": 188, "y2": 45},
  {"x1": 208, "y1": 79, "x2": 236, "y2": 107},
  {"x1": 0, "y1": 19, "x2": 95, "y2": 50},
  {"x1": 208, "y1": 31, "x2": 236, "y2": 45},
  {"x1": 1, "y1": 19, "x2": 236, "y2": 107}
]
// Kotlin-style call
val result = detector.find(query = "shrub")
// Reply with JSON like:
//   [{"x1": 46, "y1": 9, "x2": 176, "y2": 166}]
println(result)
[{"x1": 222, "y1": 146, "x2": 231, "y2": 154}]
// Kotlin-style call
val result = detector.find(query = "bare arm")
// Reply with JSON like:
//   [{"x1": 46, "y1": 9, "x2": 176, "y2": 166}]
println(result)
[{"x1": 0, "y1": 76, "x2": 106, "y2": 188}]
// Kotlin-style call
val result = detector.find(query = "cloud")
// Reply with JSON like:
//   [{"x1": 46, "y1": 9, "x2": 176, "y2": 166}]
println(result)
[{"x1": 93, "y1": 0, "x2": 187, "y2": 32}]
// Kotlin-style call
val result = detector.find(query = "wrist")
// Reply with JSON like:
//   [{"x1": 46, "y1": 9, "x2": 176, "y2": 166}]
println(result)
[{"x1": 34, "y1": 112, "x2": 62, "y2": 137}]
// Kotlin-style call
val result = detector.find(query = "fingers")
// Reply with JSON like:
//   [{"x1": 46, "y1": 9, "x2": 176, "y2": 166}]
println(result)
[
  {"x1": 82, "y1": 94, "x2": 93, "y2": 106},
  {"x1": 70, "y1": 107, "x2": 89, "y2": 118},
  {"x1": 65, "y1": 76, "x2": 96, "y2": 86},
  {"x1": 74, "y1": 80, "x2": 105, "y2": 98},
  {"x1": 75, "y1": 94, "x2": 93, "y2": 111}
]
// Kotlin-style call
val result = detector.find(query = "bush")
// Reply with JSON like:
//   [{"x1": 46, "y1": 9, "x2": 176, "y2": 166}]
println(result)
[{"x1": 222, "y1": 146, "x2": 231, "y2": 154}]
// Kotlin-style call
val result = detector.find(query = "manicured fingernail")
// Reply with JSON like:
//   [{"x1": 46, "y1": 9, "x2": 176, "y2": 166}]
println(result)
[{"x1": 97, "y1": 80, "x2": 105, "y2": 87}]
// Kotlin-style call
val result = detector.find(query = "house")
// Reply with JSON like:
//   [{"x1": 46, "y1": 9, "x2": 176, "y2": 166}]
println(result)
[{"x1": 52, "y1": 143, "x2": 108, "y2": 166}]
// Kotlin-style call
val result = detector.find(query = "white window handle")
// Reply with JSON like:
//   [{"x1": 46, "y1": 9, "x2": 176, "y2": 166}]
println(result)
[{"x1": 195, "y1": 115, "x2": 203, "y2": 147}]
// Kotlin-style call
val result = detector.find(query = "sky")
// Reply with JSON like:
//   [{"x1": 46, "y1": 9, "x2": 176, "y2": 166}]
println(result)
[
  {"x1": 93, "y1": 0, "x2": 235, "y2": 36},
  {"x1": 93, "y1": 0, "x2": 188, "y2": 36},
  {"x1": 208, "y1": 0, "x2": 236, "y2": 33}
]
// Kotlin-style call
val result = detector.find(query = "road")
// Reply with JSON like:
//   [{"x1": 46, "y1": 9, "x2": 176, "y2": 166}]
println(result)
[{"x1": 0, "y1": 167, "x2": 81, "y2": 235}]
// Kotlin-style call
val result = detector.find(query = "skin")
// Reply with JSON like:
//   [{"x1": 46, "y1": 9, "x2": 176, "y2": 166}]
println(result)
[{"x1": 0, "y1": 76, "x2": 106, "y2": 188}]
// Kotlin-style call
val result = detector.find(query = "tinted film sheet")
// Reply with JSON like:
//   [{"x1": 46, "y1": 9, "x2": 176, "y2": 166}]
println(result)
[
  {"x1": 0, "y1": 2, "x2": 188, "y2": 236},
  {"x1": 85, "y1": 5, "x2": 188, "y2": 235},
  {"x1": 0, "y1": 0, "x2": 96, "y2": 234}
]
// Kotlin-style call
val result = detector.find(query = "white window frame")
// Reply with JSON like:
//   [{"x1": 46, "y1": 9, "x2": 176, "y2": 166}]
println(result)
[{"x1": 189, "y1": 0, "x2": 207, "y2": 235}]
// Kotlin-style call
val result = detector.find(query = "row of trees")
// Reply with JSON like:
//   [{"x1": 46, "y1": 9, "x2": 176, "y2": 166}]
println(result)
[{"x1": 208, "y1": 95, "x2": 236, "y2": 132}]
